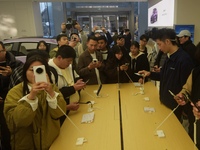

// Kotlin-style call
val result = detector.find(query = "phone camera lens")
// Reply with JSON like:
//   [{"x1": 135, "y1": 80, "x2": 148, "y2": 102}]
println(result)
[{"x1": 36, "y1": 67, "x2": 43, "y2": 74}]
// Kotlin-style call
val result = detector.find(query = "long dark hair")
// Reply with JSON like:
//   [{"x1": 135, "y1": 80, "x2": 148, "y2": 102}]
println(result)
[
  {"x1": 36, "y1": 40, "x2": 49, "y2": 53},
  {"x1": 22, "y1": 55, "x2": 52, "y2": 96}
]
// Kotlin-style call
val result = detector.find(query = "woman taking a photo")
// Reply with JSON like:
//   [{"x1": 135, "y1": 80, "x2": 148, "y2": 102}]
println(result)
[{"x1": 4, "y1": 56, "x2": 66, "y2": 150}]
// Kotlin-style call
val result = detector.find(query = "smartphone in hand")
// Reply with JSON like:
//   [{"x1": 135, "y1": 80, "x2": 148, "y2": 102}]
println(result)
[
  {"x1": 33, "y1": 65, "x2": 47, "y2": 83},
  {"x1": 0, "y1": 62, "x2": 6, "y2": 70}
]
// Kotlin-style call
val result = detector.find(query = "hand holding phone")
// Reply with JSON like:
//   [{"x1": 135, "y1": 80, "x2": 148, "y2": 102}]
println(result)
[{"x1": 0, "y1": 62, "x2": 7, "y2": 71}]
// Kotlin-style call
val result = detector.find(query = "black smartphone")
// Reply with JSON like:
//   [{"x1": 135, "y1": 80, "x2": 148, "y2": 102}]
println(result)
[
  {"x1": 0, "y1": 62, "x2": 7, "y2": 70},
  {"x1": 96, "y1": 84, "x2": 102, "y2": 96}
]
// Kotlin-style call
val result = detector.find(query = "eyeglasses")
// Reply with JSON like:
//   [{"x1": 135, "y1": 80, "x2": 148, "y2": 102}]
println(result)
[{"x1": 0, "y1": 49, "x2": 6, "y2": 53}]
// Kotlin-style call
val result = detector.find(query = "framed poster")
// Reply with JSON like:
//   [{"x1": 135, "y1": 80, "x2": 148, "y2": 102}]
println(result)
[{"x1": 174, "y1": 25, "x2": 195, "y2": 42}]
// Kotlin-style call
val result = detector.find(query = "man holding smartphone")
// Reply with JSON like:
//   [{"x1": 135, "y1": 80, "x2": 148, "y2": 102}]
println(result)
[
  {"x1": 0, "y1": 41, "x2": 23, "y2": 150},
  {"x1": 77, "y1": 36, "x2": 106, "y2": 85},
  {"x1": 48, "y1": 45, "x2": 86, "y2": 125}
]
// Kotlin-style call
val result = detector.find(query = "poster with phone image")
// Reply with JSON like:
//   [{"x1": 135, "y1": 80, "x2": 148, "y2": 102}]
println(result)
[{"x1": 33, "y1": 65, "x2": 47, "y2": 83}]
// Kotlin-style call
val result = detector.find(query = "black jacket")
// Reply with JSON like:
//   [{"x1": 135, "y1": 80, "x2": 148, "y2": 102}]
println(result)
[
  {"x1": 180, "y1": 40, "x2": 197, "y2": 65},
  {"x1": 0, "y1": 52, "x2": 23, "y2": 99}
]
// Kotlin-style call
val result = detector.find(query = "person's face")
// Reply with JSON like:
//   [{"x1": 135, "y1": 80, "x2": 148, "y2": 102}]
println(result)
[
  {"x1": 71, "y1": 34, "x2": 80, "y2": 42},
  {"x1": 156, "y1": 39, "x2": 170, "y2": 53},
  {"x1": 26, "y1": 61, "x2": 43, "y2": 84},
  {"x1": 58, "y1": 36, "x2": 69, "y2": 47},
  {"x1": 117, "y1": 38, "x2": 125, "y2": 46},
  {"x1": 178, "y1": 36, "x2": 189, "y2": 44},
  {"x1": 97, "y1": 40, "x2": 107, "y2": 51},
  {"x1": 115, "y1": 51, "x2": 123, "y2": 60},
  {"x1": 61, "y1": 23, "x2": 66, "y2": 31},
  {"x1": 58, "y1": 56, "x2": 73, "y2": 69},
  {"x1": 87, "y1": 39, "x2": 98, "y2": 53},
  {"x1": 0, "y1": 44, "x2": 6, "y2": 62},
  {"x1": 38, "y1": 43, "x2": 47, "y2": 51},
  {"x1": 130, "y1": 45, "x2": 139, "y2": 56},
  {"x1": 139, "y1": 38, "x2": 148, "y2": 47}
]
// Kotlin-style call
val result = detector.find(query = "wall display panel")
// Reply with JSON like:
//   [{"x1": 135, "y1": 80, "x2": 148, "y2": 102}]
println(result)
[{"x1": 148, "y1": 0, "x2": 174, "y2": 27}]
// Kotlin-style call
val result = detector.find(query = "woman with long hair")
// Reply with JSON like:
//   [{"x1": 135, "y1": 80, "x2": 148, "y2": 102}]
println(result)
[{"x1": 4, "y1": 55, "x2": 66, "y2": 150}]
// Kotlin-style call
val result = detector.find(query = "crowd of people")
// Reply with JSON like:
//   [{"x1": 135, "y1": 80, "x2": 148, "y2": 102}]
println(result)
[{"x1": 0, "y1": 21, "x2": 200, "y2": 149}]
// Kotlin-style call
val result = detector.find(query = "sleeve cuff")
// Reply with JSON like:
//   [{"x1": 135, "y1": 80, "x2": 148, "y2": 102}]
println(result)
[
  {"x1": 18, "y1": 95, "x2": 38, "y2": 111},
  {"x1": 46, "y1": 91, "x2": 59, "y2": 109}
]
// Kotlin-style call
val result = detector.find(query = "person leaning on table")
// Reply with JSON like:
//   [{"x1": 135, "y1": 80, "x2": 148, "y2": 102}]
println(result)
[
  {"x1": 3, "y1": 55, "x2": 66, "y2": 150},
  {"x1": 174, "y1": 42, "x2": 200, "y2": 149},
  {"x1": 138, "y1": 28, "x2": 194, "y2": 140}
]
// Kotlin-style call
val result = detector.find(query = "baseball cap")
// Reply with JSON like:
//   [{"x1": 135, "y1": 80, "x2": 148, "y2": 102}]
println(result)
[{"x1": 177, "y1": 30, "x2": 191, "y2": 37}]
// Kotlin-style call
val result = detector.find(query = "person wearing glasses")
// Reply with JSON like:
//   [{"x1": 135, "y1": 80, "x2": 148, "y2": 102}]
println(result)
[{"x1": 0, "y1": 41, "x2": 23, "y2": 150}]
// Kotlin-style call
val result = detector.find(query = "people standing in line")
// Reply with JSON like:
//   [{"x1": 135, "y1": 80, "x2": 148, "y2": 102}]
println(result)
[
  {"x1": 36, "y1": 40, "x2": 49, "y2": 53},
  {"x1": 129, "y1": 41, "x2": 149, "y2": 83},
  {"x1": 174, "y1": 42, "x2": 200, "y2": 149},
  {"x1": 138, "y1": 28, "x2": 195, "y2": 140},
  {"x1": 48, "y1": 45, "x2": 86, "y2": 124},
  {"x1": 177, "y1": 30, "x2": 197, "y2": 65},
  {"x1": 4, "y1": 56, "x2": 66, "y2": 150},
  {"x1": 105, "y1": 45, "x2": 129, "y2": 83},
  {"x1": 0, "y1": 41, "x2": 23, "y2": 150},
  {"x1": 77, "y1": 36, "x2": 106, "y2": 85}
]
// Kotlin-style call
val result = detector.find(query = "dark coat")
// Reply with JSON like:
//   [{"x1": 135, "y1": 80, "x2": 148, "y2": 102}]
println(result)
[
  {"x1": 104, "y1": 56, "x2": 130, "y2": 84},
  {"x1": 129, "y1": 52, "x2": 150, "y2": 82},
  {"x1": 77, "y1": 50, "x2": 106, "y2": 85},
  {"x1": 180, "y1": 40, "x2": 197, "y2": 65},
  {"x1": 0, "y1": 52, "x2": 23, "y2": 99}
]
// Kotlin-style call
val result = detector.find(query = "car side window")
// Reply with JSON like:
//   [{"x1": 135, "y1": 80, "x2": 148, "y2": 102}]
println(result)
[
  {"x1": 20, "y1": 43, "x2": 38, "y2": 54},
  {"x1": 4, "y1": 43, "x2": 13, "y2": 51}
]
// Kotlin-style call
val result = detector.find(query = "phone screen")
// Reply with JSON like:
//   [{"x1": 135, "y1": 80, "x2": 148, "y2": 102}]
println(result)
[{"x1": 0, "y1": 62, "x2": 6, "y2": 70}]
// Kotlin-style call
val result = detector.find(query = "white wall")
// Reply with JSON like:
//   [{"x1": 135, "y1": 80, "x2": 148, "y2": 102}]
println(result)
[
  {"x1": 0, "y1": 1, "x2": 42, "y2": 40},
  {"x1": 174, "y1": 0, "x2": 200, "y2": 45}
]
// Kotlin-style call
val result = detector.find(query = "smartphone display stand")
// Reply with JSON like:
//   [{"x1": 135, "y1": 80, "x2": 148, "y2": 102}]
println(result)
[
  {"x1": 133, "y1": 77, "x2": 145, "y2": 96},
  {"x1": 93, "y1": 84, "x2": 108, "y2": 98}
]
